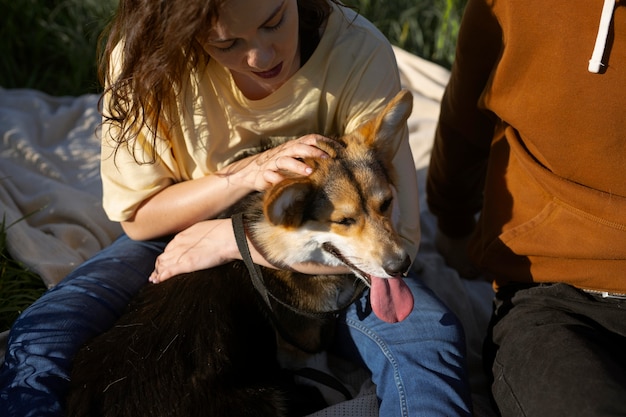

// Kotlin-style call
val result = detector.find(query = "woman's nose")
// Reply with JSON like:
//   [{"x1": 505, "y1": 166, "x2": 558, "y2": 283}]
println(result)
[{"x1": 246, "y1": 42, "x2": 274, "y2": 70}]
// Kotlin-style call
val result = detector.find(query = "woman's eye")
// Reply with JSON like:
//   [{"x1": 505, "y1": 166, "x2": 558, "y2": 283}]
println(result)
[
  {"x1": 265, "y1": 15, "x2": 284, "y2": 32},
  {"x1": 215, "y1": 41, "x2": 237, "y2": 52}
]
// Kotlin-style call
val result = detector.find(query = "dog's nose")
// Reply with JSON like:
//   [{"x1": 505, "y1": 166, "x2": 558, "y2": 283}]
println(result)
[{"x1": 384, "y1": 254, "x2": 411, "y2": 277}]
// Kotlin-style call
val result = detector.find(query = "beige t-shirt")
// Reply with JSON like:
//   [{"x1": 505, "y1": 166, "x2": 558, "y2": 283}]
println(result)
[{"x1": 101, "y1": 4, "x2": 420, "y2": 259}]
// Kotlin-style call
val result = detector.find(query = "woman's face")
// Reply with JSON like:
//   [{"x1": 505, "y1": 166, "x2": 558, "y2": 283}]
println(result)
[{"x1": 202, "y1": 0, "x2": 301, "y2": 99}]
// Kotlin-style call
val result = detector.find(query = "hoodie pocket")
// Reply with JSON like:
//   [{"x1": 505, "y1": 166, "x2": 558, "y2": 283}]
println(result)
[
  {"x1": 488, "y1": 198, "x2": 626, "y2": 261},
  {"x1": 476, "y1": 127, "x2": 626, "y2": 289}
]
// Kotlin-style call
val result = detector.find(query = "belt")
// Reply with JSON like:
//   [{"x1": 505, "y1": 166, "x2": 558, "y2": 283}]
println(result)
[{"x1": 582, "y1": 288, "x2": 626, "y2": 300}]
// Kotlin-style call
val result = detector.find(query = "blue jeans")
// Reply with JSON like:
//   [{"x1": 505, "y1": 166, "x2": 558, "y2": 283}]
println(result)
[
  {"x1": 0, "y1": 234, "x2": 472, "y2": 416},
  {"x1": 334, "y1": 278, "x2": 473, "y2": 417}
]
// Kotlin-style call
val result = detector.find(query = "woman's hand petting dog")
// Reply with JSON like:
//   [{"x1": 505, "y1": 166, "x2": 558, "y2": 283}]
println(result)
[{"x1": 219, "y1": 134, "x2": 330, "y2": 192}]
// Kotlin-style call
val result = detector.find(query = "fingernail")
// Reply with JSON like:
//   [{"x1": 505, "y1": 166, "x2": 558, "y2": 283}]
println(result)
[{"x1": 305, "y1": 167, "x2": 313, "y2": 174}]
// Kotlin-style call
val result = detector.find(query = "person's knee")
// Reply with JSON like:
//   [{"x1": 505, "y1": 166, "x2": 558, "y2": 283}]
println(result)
[
  {"x1": 405, "y1": 299, "x2": 467, "y2": 348},
  {"x1": 437, "y1": 309, "x2": 466, "y2": 343}
]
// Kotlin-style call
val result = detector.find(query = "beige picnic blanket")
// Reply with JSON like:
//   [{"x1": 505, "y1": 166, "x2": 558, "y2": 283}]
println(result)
[{"x1": 0, "y1": 47, "x2": 495, "y2": 416}]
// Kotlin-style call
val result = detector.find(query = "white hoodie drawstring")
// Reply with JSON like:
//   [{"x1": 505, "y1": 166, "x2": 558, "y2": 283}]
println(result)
[{"x1": 588, "y1": 0, "x2": 616, "y2": 73}]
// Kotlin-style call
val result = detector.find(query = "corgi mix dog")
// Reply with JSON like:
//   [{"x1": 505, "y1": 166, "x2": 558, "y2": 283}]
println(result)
[{"x1": 67, "y1": 90, "x2": 415, "y2": 417}]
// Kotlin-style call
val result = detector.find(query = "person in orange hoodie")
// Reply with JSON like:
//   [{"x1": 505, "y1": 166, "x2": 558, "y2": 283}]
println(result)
[{"x1": 427, "y1": 0, "x2": 626, "y2": 415}]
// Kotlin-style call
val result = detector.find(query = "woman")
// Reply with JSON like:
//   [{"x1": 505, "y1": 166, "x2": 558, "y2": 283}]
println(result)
[{"x1": 0, "y1": 1, "x2": 472, "y2": 416}]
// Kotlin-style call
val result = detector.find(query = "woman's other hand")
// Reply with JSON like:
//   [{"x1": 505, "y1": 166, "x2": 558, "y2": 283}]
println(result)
[{"x1": 149, "y1": 219, "x2": 238, "y2": 283}]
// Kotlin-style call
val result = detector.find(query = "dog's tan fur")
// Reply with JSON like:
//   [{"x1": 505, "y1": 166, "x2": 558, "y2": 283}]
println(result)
[{"x1": 67, "y1": 90, "x2": 414, "y2": 417}]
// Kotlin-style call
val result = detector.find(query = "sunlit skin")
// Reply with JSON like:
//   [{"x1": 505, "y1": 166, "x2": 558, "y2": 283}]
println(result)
[{"x1": 144, "y1": 0, "x2": 349, "y2": 283}]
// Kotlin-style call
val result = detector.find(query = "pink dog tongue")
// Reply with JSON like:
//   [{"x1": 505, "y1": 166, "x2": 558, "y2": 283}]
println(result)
[{"x1": 369, "y1": 276, "x2": 414, "y2": 323}]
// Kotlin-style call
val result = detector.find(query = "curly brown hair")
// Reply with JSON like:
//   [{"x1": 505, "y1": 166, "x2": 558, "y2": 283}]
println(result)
[{"x1": 99, "y1": 0, "x2": 339, "y2": 163}]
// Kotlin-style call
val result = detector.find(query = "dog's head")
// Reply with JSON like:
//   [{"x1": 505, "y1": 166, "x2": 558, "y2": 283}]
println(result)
[{"x1": 249, "y1": 90, "x2": 415, "y2": 322}]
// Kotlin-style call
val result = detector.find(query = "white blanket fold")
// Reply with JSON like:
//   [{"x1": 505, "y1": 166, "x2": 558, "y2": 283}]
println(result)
[{"x1": 0, "y1": 91, "x2": 122, "y2": 287}]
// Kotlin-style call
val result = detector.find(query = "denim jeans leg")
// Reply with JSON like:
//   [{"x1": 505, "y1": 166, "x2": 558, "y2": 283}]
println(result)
[
  {"x1": 0, "y1": 234, "x2": 166, "y2": 417},
  {"x1": 334, "y1": 273, "x2": 473, "y2": 417}
]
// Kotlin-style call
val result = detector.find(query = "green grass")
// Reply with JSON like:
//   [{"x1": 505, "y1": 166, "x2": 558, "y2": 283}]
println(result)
[
  {"x1": 344, "y1": 0, "x2": 465, "y2": 69},
  {"x1": 0, "y1": 0, "x2": 466, "y2": 332},
  {"x1": 0, "y1": 0, "x2": 466, "y2": 96},
  {"x1": 0, "y1": 0, "x2": 117, "y2": 96},
  {"x1": 0, "y1": 217, "x2": 48, "y2": 332}
]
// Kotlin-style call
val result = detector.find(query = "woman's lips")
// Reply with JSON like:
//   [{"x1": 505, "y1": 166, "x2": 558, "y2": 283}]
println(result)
[{"x1": 253, "y1": 62, "x2": 283, "y2": 79}]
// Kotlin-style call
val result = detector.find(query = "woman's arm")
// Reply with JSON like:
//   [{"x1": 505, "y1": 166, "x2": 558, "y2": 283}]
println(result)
[
  {"x1": 121, "y1": 134, "x2": 329, "y2": 240},
  {"x1": 148, "y1": 217, "x2": 350, "y2": 283},
  {"x1": 121, "y1": 133, "x2": 349, "y2": 283}
]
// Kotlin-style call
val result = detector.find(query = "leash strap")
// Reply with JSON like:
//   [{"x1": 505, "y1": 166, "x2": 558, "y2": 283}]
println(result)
[
  {"x1": 232, "y1": 212, "x2": 272, "y2": 309},
  {"x1": 232, "y1": 212, "x2": 365, "y2": 319}
]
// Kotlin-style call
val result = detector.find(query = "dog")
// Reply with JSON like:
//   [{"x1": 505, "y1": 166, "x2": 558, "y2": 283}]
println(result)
[{"x1": 66, "y1": 89, "x2": 415, "y2": 417}]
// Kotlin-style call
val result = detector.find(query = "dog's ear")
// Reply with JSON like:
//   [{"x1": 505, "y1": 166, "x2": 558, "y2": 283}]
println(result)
[
  {"x1": 372, "y1": 89, "x2": 413, "y2": 148},
  {"x1": 357, "y1": 89, "x2": 413, "y2": 162},
  {"x1": 263, "y1": 177, "x2": 313, "y2": 227}
]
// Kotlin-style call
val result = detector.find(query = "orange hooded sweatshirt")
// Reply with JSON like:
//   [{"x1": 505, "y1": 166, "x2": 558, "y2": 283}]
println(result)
[{"x1": 427, "y1": 0, "x2": 626, "y2": 293}]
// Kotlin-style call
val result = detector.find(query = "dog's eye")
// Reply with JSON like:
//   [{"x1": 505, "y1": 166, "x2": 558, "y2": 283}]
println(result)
[
  {"x1": 333, "y1": 217, "x2": 355, "y2": 226},
  {"x1": 380, "y1": 197, "x2": 393, "y2": 213}
]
